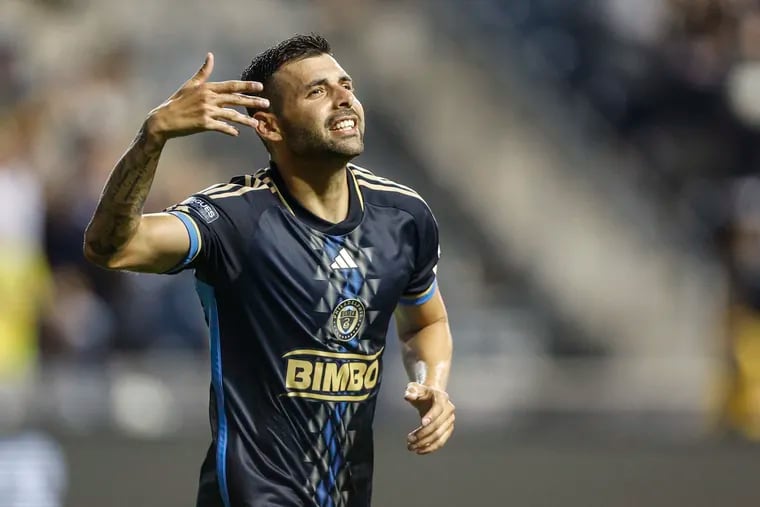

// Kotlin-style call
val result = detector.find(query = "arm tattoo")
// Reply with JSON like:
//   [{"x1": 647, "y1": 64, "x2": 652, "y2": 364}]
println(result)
[{"x1": 84, "y1": 125, "x2": 165, "y2": 258}]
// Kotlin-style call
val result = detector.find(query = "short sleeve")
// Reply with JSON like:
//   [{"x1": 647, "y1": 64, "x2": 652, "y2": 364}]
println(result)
[
  {"x1": 399, "y1": 204, "x2": 440, "y2": 306},
  {"x1": 163, "y1": 194, "x2": 242, "y2": 282}
]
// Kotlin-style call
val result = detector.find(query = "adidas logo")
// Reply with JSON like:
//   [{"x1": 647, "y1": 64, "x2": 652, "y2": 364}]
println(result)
[{"x1": 330, "y1": 248, "x2": 358, "y2": 270}]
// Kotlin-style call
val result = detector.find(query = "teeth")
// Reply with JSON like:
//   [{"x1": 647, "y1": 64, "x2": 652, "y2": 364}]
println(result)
[{"x1": 331, "y1": 119, "x2": 355, "y2": 130}]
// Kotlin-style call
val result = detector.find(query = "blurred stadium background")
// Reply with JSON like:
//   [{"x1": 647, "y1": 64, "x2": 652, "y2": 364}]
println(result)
[{"x1": 4, "y1": 0, "x2": 760, "y2": 505}]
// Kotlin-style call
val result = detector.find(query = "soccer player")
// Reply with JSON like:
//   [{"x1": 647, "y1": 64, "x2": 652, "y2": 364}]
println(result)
[{"x1": 83, "y1": 34, "x2": 454, "y2": 507}]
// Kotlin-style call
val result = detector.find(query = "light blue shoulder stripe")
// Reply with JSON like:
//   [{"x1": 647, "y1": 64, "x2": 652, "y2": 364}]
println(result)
[
  {"x1": 399, "y1": 278, "x2": 437, "y2": 306},
  {"x1": 165, "y1": 211, "x2": 200, "y2": 272}
]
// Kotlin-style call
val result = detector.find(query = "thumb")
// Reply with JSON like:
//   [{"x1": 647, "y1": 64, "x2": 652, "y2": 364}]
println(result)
[
  {"x1": 404, "y1": 382, "x2": 432, "y2": 402},
  {"x1": 189, "y1": 52, "x2": 214, "y2": 84}
]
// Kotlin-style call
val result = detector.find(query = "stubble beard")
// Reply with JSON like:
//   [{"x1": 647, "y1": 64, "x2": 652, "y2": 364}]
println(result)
[{"x1": 282, "y1": 121, "x2": 364, "y2": 162}]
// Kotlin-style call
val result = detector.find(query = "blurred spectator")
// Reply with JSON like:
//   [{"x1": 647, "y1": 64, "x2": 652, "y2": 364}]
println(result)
[
  {"x1": 42, "y1": 265, "x2": 114, "y2": 360},
  {"x1": 717, "y1": 178, "x2": 760, "y2": 439},
  {"x1": 0, "y1": 103, "x2": 50, "y2": 380}
]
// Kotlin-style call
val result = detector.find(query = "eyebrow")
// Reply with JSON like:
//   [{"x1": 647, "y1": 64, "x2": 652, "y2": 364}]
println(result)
[{"x1": 304, "y1": 75, "x2": 353, "y2": 90}]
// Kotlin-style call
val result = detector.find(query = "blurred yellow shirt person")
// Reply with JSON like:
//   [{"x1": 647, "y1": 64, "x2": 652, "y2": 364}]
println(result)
[
  {"x1": 723, "y1": 304, "x2": 760, "y2": 439},
  {"x1": 718, "y1": 178, "x2": 760, "y2": 439},
  {"x1": 0, "y1": 114, "x2": 50, "y2": 381},
  {"x1": 0, "y1": 246, "x2": 49, "y2": 380}
]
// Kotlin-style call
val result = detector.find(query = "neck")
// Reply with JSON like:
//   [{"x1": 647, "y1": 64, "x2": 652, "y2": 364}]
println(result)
[{"x1": 273, "y1": 153, "x2": 351, "y2": 224}]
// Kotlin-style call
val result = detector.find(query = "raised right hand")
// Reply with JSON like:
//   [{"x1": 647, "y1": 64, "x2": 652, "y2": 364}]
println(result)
[{"x1": 146, "y1": 52, "x2": 268, "y2": 141}]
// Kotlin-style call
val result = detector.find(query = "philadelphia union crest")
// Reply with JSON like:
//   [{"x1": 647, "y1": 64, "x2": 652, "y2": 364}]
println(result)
[{"x1": 331, "y1": 299, "x2": 366, "y2": 342}]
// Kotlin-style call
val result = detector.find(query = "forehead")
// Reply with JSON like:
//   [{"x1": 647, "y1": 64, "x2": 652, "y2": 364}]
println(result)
[{"x1": 274, "y1": 54, "x2": 350, "y2": 91}]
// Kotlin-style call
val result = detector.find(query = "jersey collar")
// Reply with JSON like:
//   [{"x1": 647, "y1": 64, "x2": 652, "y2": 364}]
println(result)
[{"x1": 267, "y1": 161, "x2": 364, "y2": 235}]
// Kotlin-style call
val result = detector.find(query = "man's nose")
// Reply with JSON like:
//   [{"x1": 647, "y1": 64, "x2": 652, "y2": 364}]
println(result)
[{"x1": 334, "y1": 85, "x2": 354, "y2": 109}]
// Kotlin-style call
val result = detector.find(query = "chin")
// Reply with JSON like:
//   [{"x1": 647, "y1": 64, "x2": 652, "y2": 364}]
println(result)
[{"x1": 333, "y1": 140, "x2": 364, "y2": 158}]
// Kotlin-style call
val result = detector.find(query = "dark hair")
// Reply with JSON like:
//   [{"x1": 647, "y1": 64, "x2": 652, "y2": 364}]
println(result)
[{"x1": 241, "y1": 33, "x2": 331, "y2": 115}]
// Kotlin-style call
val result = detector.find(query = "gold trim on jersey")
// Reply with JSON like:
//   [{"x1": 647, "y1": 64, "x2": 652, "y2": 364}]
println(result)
[
  {"x1": 267, "y1": 183, "x2": 296, "y2": 216},
  {"x1": 284, "y1": 392, "x2": 372, "y2": 402},
  {"x1": 170, "y1": 205, "x2": 190, "y2": 214},
  {"x1": 197, "y1": 183, "x2": 230, "y2": 195},
  {"x1": 199, "y1": 183, "x2": 237, "y2": 196},
  {"x1": 349, "y1": 164, "x2": 433, "y2": 210},
  {"x1": 283, "y1": 347, "x2": 384, "y2": 361},
  {"x1": 199, "y1": 171, "x2": 277, "y2": 200},
  {"x1": 355, "y1": 179, "x2": 428, "y2": 202},
  {"x1": 209, "y1": 186, "x2": 269, "y2": 200},
  {"x1": 350, "y1": 164, "x2": 417, "y2": 194},
  {"x1": 348, "y1": 168, "x2": 365, "y2": 211},
  {"x1": 247, "y1": 167, "x2": 297, "y2": 215}
]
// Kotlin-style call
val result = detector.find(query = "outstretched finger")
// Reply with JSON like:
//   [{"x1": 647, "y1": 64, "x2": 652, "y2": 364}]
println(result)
[
  {"x1": 208, "y1": 80, "x2": 264, "y2": 93},
  {"x1": 189, "y1": 52, "x2": 214, "y2": 85},
  {"x1": 213, "y1": 107, "x2": 258, "y2": 129},
  {"x1": 204, "y1": 118, "x2": 239, "y2": 137},
  {"x1": 214, "y1": 93, "x2": 270, "y2": 110}
]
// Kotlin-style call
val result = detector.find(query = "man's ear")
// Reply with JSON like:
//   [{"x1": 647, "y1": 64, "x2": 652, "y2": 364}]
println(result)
[{"x1": 254, "y1": 112, "x2": 283, "y2": 143}]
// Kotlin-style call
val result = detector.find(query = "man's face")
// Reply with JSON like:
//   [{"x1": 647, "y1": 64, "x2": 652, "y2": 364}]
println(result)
[{"x1": 271, "y1": 54, "x2": 365, "y2": 160}]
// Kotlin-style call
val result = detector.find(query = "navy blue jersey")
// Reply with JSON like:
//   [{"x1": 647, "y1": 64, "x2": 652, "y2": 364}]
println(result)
[{"x1": 165, "y1": 163, "x2": 439, "y2": 507}]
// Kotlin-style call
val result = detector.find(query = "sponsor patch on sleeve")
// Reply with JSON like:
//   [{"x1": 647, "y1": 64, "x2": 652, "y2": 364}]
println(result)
[{"x1": 182, "y1": 196, "x2": 220, "y2": 224}]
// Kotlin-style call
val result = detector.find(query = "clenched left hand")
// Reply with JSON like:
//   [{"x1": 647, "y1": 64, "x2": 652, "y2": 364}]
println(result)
[{"x1": 404, "y1": 382, "x2": 455, "y2": 455}]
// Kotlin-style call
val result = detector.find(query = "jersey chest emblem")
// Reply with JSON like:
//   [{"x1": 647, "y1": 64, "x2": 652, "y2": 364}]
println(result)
[{"x1": 331, "y1": 298, "x2": 366, "y2": 342}]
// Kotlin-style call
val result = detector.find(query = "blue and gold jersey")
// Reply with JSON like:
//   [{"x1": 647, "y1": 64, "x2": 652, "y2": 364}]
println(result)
[{"x1": 165, "y1": 163, "x2": 439, "y2": 507}]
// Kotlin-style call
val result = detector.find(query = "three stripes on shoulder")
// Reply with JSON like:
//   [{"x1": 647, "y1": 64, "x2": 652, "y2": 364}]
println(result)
[
  {"x1": 195, "y1": 164, "x2": 429, "y2": 207},
  {"x1": 197, "y1": 169, "x2": 272, "y2": 200},
  {"x1": 349, "y1": 164, "x2": 427, "y2": 205}
]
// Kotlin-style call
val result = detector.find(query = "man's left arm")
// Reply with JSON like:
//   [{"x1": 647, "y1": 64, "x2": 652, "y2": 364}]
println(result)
[{"x1": 395, "y1": 286, "x2": 454, "y2": 455}]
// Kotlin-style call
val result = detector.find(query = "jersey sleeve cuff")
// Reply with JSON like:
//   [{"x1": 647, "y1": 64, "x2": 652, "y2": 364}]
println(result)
[
  {"x1": 399, "y1": 278, "x2": 437, "y2": 306},
  {"x1": 163, "y1": 211, "x2": 202, "y2": 274}
]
